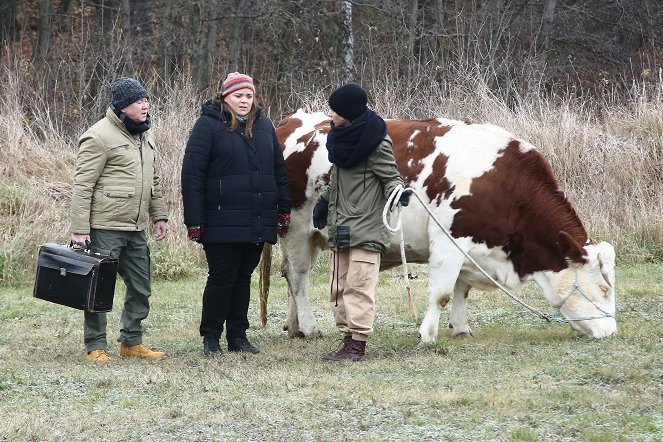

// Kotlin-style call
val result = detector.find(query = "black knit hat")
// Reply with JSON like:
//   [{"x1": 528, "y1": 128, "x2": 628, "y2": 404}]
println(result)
[
  {"x1": 111, "y1": 77, "x2": 148, "y2": 111},
  {"x1": 328, "y1": 83, "x2": 368, "y2": 121}
]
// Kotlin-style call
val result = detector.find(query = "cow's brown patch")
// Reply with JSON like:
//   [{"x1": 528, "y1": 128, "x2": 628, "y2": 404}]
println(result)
[
  {"x1": 283, "y1": 136, "x2": 319, "y2": 209},
  {"x1": 449, "y1": 140, "x2": 588, "y2": 277}
]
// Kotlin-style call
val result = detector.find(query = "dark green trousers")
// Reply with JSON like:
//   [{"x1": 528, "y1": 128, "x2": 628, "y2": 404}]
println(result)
[{"x1": 84, "y1": 229, "x2": 152, "y2": 353}]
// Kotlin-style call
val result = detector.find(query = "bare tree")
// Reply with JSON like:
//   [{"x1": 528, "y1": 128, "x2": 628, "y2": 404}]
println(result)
[
  {"x1": 119, "y1": 0, "x2": 134, "y2": 77},
  {"x1": 341, "y1": 0, "x2": 354, "y2": 82},
  {"x1": 538, "y1": 0, "x2": 557, "y2": 68},
  {"x1": 37, "y1": 0, "x2": 51, "y2": 58}
]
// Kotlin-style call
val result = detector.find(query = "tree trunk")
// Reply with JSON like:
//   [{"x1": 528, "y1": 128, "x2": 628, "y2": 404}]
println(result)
[
  {"x1": 538, "y1": 0, "x2": 557, "y2": 68},
  {"x1": 58, "y1": 0, "x2": 72, "y2": 28},
  {"x1": 340, "y1": 0, "x2": 354, "y2": 83},
  {"x1": 205, "y1": 0, "x2": 218, "y2": 87},
  {"x1": 119, "y1": 0, "x2": 134, "y2": 77},
  {"x1": 37, "y1": 0, "x2": 52, "y2": 58}
]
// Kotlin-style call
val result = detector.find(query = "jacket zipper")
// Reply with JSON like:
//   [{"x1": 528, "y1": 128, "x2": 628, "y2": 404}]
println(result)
[
  {"x1": 218, "y1": 179, "x2": 222, "y2": 210},
  {"x1": 135, "y1": 135, "x2": 143, "y2": 227}
]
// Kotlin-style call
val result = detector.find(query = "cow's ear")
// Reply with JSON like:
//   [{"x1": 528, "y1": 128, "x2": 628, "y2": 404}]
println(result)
[
  {"x1": 557, "y1": 231, "x2": 586, "y2": 263},
  {"x1": 597, "y1": 241, "x2": 616, "y2": 288}
]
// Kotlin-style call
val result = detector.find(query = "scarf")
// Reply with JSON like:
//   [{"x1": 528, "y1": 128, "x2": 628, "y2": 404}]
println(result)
[{"x1": 326, "y1": 109, "x2": 387, "y2": 169}]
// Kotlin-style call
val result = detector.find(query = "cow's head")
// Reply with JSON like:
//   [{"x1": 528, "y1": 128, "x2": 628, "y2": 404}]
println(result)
[{"x1": 540, "y1": 233, "x2": 617, "y2": 338}]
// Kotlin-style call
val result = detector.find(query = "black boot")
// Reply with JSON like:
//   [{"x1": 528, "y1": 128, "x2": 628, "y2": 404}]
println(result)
[
  {"x1": 227, "y1": 336, "x2": 260, "y2": 354},
  {"x1": 203, "y1": 336, "x2": 222, "y2": 356},
  {"x1": 322, "y1": 335, "x2": 353, "y2": 362},
  {"x1": 348, "y1": 339, "x2": 367, "y2": 361}
]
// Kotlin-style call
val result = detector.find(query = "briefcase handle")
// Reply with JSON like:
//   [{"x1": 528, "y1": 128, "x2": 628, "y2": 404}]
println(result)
[{"x1": 68, "y1": 239, "x2": 92, "y2": 254}]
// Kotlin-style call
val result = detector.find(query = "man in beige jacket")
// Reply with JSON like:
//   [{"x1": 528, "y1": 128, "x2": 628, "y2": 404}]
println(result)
[{"x1": 70, "y1": 77, "x2": 168, "y2": 362}]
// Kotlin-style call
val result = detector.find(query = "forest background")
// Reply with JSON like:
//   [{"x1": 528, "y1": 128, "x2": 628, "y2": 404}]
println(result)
[{"x1": 1, "y1": 0, "x2": 662, "y2": 285}]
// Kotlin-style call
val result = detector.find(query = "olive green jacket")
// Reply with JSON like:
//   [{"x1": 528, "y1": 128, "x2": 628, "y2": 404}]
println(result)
[
  {"x1": 69, "y1": 108, "x2": 168, "y2": 234},
  {"x1": 323, "y1": 135, "x2": 404, "y2": 254}
]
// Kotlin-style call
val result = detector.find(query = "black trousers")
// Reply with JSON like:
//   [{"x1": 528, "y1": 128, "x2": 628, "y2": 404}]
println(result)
[{"x1": 200, "y1": 242, "x2": 263, "y2": 341}]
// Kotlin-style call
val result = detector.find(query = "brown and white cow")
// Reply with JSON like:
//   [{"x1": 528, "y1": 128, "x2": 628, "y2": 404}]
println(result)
[{"x1": 261, "y1": 109, "x2": 617, "y2": 342}]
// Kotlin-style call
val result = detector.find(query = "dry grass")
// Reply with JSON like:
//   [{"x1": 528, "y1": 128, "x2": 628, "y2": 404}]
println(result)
[
  {"x1": 0, "y1": 261, "x2": 661, "y2": 441},
  {"x1": 2, "y1": 66, "x2": 662, "y2": 285}
]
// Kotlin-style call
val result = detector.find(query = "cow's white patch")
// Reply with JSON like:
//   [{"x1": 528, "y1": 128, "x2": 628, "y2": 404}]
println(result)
[{"x1": 282, "y1": 110, "x2": 329, "y2": 158}]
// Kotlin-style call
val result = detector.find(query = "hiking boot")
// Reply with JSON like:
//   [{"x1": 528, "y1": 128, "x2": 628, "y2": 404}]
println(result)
[
  {"x1": 203, "y1": 336, "x2": 223, "y2": 356},
  {"x1": 324, "y1": 337, "x2": 367, "y2": 362},
  {"x1": 348, "y1": 339, "x2": 367, "y2": 361},
  {"x1": 119, "y1": 343, "x2": 165, "y2": 360},
  {"x1": 322, "y1": 335, "x2": 353, "y2": 362},
  {"x1": 86, "y1": 349, "x2": 111, "y2": 363},
  {"x1": 227, "y1": 336, "x2": 260, "y2": 354}
]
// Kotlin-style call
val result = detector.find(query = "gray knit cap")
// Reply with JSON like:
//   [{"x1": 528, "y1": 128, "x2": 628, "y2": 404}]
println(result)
[{"x1": 111, "y1": 77, "x2": 148, "y2": 111}]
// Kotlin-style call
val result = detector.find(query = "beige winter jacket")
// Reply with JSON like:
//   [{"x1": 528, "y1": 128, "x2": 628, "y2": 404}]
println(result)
[{"x1": 69, "y1": 107, "x2": 168, "y2": 234}]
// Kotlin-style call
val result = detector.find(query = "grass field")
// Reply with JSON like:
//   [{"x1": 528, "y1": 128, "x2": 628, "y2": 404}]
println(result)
[{"x1": 0, "y1": 260, "x2": 662, "y2": 441}]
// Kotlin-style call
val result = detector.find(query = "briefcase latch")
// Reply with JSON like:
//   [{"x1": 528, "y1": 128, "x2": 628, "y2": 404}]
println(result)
[{"x1": 60, "y1": 268, "x2": 66, "y2": 276}]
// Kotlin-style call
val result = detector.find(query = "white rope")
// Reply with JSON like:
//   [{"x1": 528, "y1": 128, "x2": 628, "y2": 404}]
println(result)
[
  {"x1": 382, "y1": 186, "x2": 417, "y2": 318},
  {"x1": 383, "y1": 185, "x2": 553, "y2": 322}
]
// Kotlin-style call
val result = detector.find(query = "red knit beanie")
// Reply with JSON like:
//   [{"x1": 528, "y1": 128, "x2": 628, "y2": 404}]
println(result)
[{"x1": 222, "y1": 72, "x2": 255, "y2": 96}]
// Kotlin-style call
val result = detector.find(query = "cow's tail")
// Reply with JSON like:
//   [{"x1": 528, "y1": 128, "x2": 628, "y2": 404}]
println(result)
[{"x1": 258, "y1": 243, "x2": 272, "y2": 327}]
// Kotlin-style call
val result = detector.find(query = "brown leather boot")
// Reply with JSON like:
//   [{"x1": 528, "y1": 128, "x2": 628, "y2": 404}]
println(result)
[
  {"x1": 322, "y1": 335, "x2": 353, "y2": 362},
  {"x1": 348, "y1": 339, "x2": 367, "y2": 362}
]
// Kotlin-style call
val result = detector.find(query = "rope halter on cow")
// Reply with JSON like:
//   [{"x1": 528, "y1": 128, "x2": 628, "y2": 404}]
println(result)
[
  {"x1": 382, "y1": 185, "x2": 614, "y2": 325},
  {"x1": 553, "y1": 271, "x2": 615, "y2": 322}
]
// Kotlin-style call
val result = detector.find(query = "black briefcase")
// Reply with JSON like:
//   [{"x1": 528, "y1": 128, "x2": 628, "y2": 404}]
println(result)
[{"x1": 33, "y1": 242, "x2": 119, "y2": 313}]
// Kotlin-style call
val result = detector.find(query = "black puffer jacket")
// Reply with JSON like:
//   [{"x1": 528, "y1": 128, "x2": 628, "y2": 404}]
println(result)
[{"x1": 181, "y1": 101, "x2": 291, "y2": 244}]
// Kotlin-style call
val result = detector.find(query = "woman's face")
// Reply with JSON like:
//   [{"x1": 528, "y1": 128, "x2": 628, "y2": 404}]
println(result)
[
  {"x1": 328, "y1": 109, "x2": 350, "y2": 127},
  {"x1": 224, "y1": 88, "x2": 254, "y2": 116}
]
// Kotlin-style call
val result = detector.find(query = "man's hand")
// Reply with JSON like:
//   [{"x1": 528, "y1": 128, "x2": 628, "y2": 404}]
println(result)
[
  {"x1": 71, "y1": 233, "x2": 90, "y2": 247},
  {"x1": 154, "y1": 220, "x2": 168, "y2": 241}
]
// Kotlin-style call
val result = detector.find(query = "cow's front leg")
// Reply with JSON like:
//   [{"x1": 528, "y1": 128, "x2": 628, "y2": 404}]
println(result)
[
  {"x1": 288, "y1": 268, "x2": 322, "y2": 338},
  {"x1": 449, "y1": 280, "x2": 473, "y2": 337},
  {"x1": 419, "y1": 233, "x2": 465, "y2": 343},
  {"x1": 281, "y1": 233, "x2": 323, "y2": 339}
]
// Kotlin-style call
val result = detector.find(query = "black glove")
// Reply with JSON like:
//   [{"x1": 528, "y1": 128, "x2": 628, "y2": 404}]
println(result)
[
  {"x1": 399, "y1": 189, "x2": 413, "y2": 207},
  {"x1": 312, "y1": 197, "x2": 328, "y2": 229},
  {"x1": 187, "y1": 225, "x2": 205, "y2": 242}
]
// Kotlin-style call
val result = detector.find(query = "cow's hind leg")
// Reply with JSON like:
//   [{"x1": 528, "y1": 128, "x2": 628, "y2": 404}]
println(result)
[{"x1": 449, "y1": 280, "x2": 473, "y2": 338}]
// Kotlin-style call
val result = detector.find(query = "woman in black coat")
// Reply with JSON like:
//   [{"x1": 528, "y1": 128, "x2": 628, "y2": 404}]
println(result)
[{"x1": 181, "y1": 72, "x2": 291, "y2": 356}]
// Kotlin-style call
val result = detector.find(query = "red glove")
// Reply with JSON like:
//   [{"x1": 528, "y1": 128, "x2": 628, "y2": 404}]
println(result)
[
  {"x1": 187, "y1": 225, "x2": 205, "y2": 242},
  {"x1": 277, "y1": 213, "x2": 290, "y2": 237}
]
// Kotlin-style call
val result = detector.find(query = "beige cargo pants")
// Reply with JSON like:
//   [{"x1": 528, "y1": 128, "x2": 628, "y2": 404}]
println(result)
[{"x1": 329, "y1": 248, "x2": 380, "y2": 342}]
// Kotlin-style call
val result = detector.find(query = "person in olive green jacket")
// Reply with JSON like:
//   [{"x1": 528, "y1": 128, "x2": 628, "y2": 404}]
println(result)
[
  {"x1": 312, "y1": 83, "x2": 411, "y2": 362},
  {"x1": 70, "y1": 77, "x2": 169, "y2": 362}
]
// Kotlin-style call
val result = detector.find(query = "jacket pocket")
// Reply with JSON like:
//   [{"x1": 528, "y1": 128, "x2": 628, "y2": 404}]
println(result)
[
  {"x1": 104, "y1": 186, "x2": 135, "y2": 220},
  {"x1": 104, "y1": 186, "x2": 135, "y2": 198}
]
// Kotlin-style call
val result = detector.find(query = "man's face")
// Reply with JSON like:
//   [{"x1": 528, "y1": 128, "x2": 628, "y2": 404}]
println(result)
[{"x1": 121, "y1": 98, "x2": 149, "y2": 123}]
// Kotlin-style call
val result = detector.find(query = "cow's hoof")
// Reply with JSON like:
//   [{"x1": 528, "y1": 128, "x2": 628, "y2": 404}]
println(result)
[
  {"x1": 452, "y1": 331, "x2": 474, "y2": 339},
  {"x1": 305, "y1": 329, "x2": 323, "y2": 339},
  {"x1": 287, "y1": 329, "x2": 306, "y2": 339}
]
